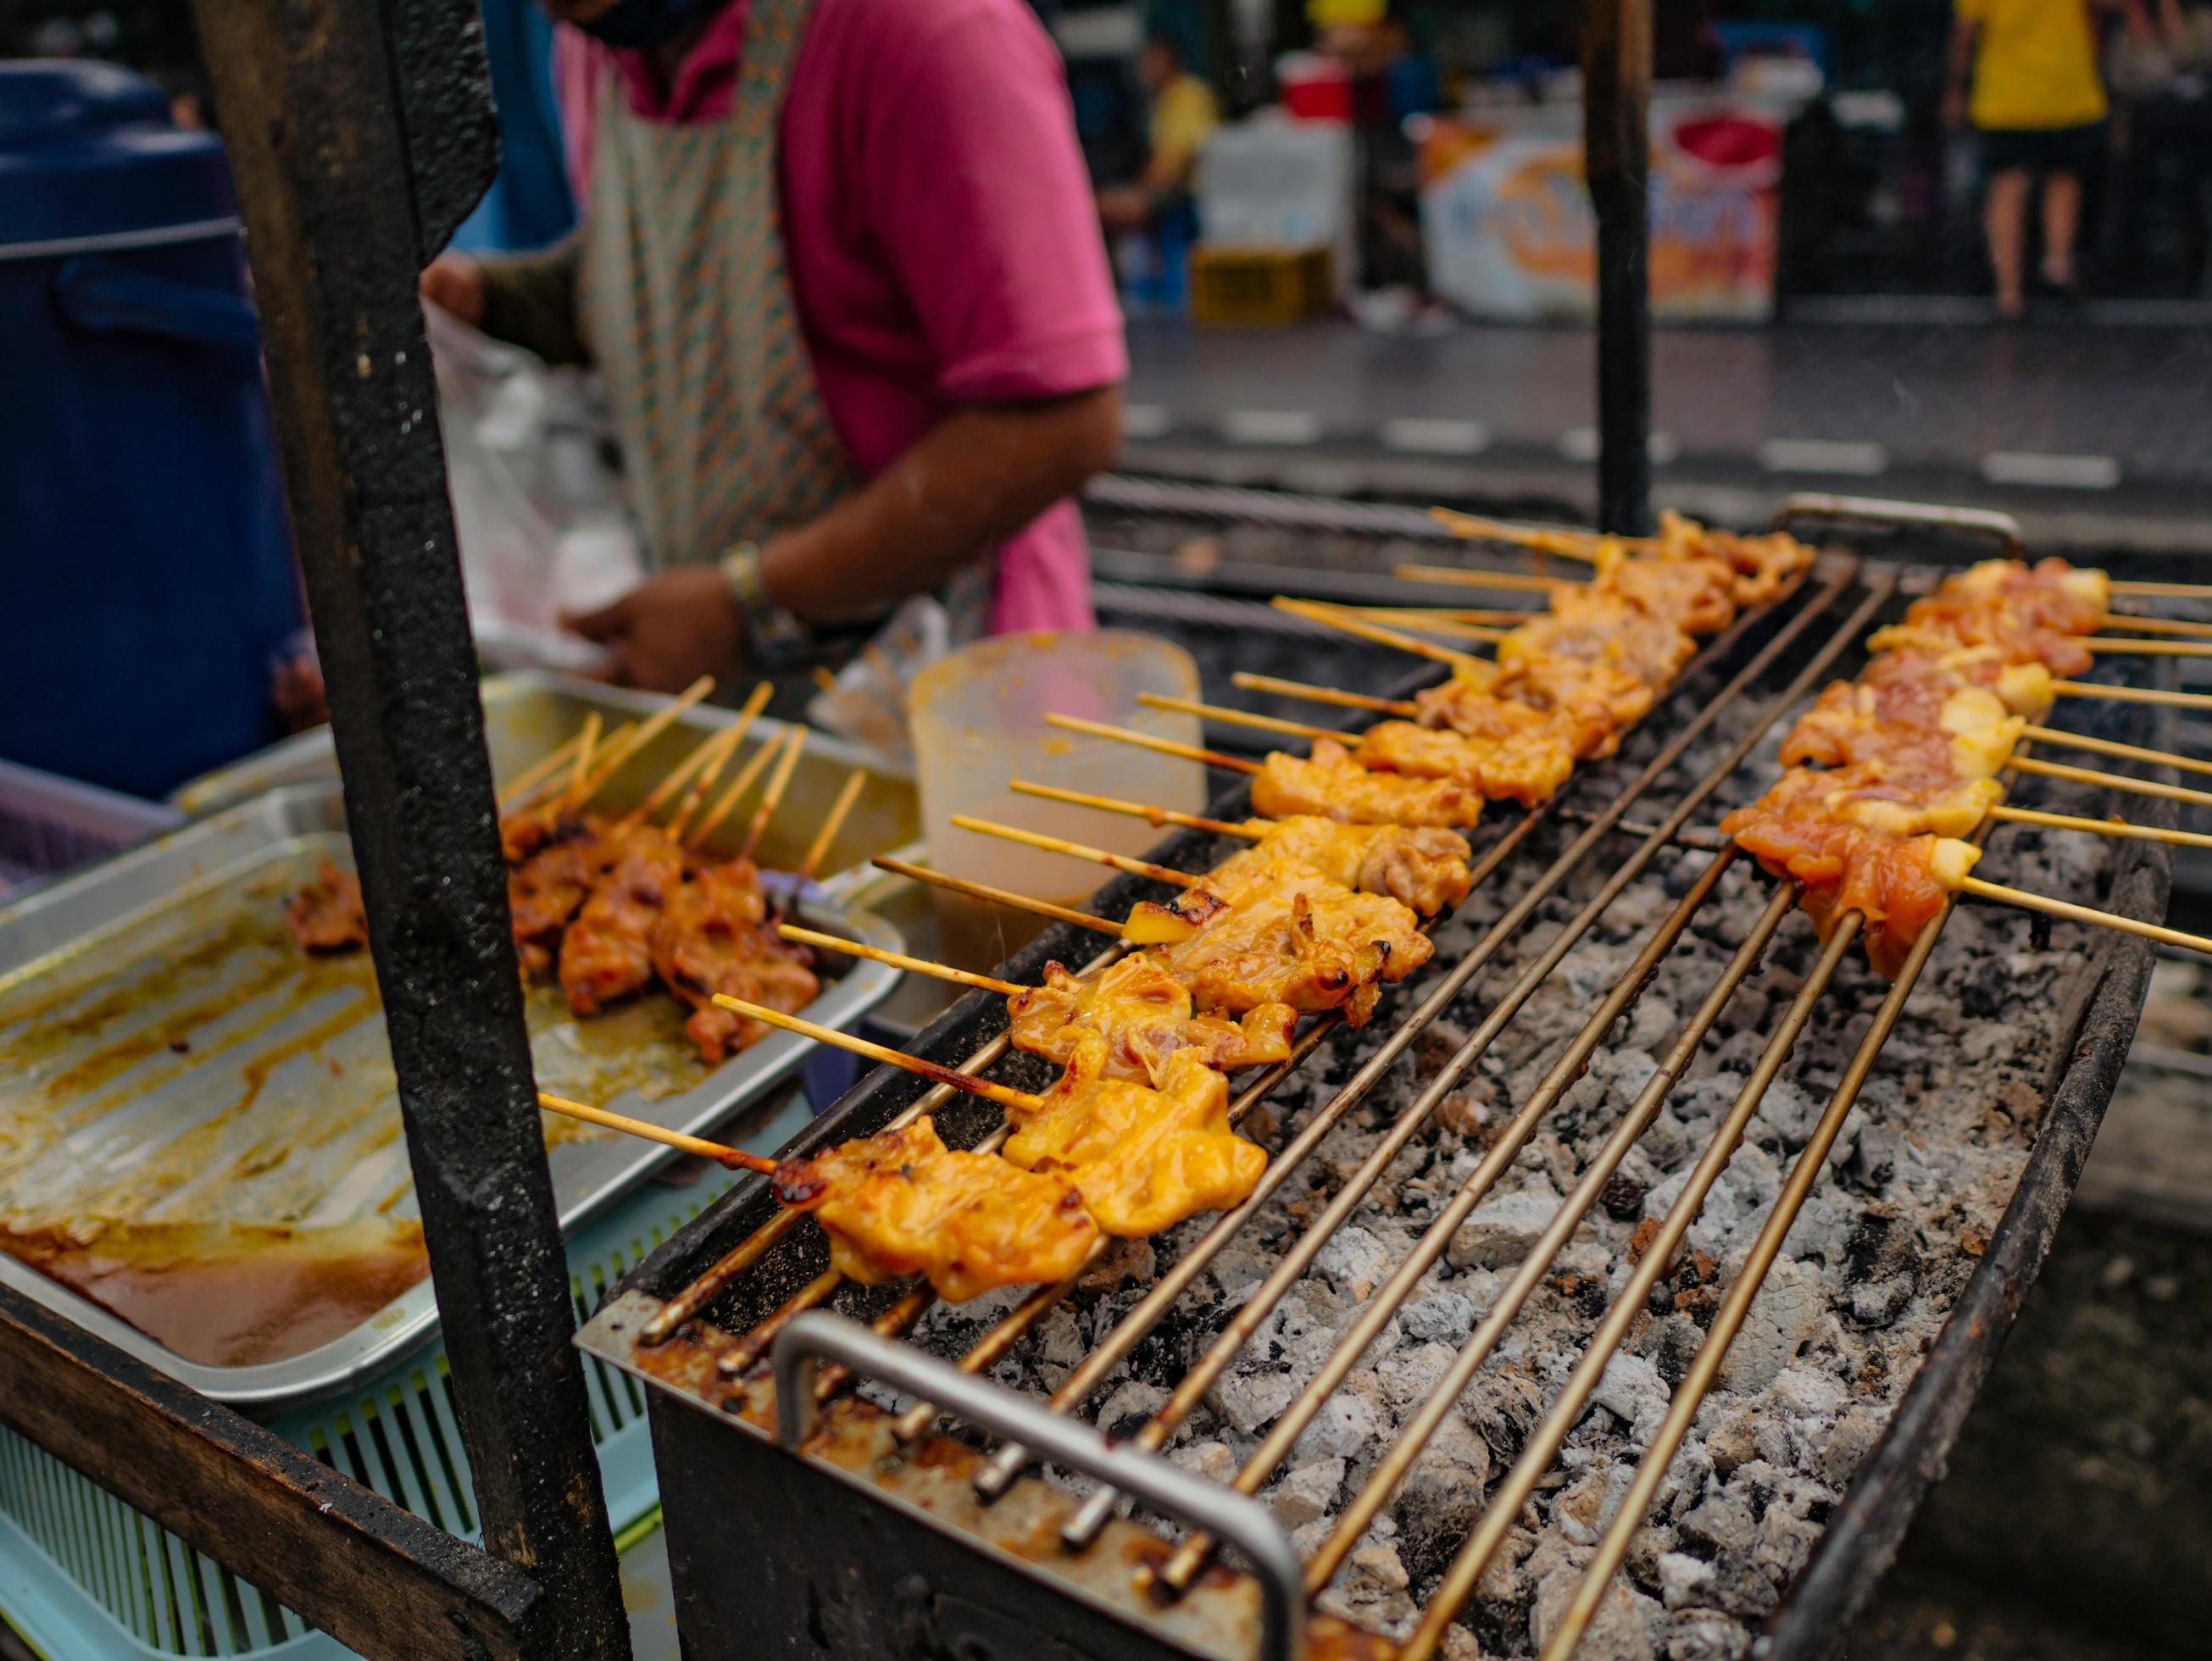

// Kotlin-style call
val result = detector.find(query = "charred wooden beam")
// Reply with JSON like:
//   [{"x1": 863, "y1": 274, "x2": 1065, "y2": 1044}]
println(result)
[
  {"x1": 0, "y1": 1282, "x2": 547, "y2": 1660},
  {"x1": 183, "y1": 0, "x2": 626, "y2": 1653},
  {"x1": 1582, "y1": 0, "x2": 1653, "y2": 536}
]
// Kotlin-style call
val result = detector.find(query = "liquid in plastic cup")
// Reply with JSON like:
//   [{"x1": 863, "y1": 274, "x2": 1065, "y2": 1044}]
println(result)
[{"x1": 909, "y1": 631, "x2": 1209, "y2": 971}]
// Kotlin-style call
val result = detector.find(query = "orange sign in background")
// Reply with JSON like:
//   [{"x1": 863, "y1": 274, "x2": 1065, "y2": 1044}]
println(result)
[{"x1": 1419, "y1": 103, "x2": 1786, "y2": 321}]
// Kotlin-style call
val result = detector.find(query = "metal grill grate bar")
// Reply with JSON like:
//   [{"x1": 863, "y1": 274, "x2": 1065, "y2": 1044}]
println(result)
[{"x1": 976, "y1": 567, "x2": 1878, "y2": 1519}]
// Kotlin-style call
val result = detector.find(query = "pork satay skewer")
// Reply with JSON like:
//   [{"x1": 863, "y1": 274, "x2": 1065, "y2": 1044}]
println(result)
[
  {"x1": 614, "y1": 727, "x2": 736, "y2": 833},
  {"x1": 798, "y1": 768, "x2": 870, "y2": 880},
  {"x1": 1988, "y1": 803, "x2": 2212, "y2": 850},
  {"x1": 1393, "y1": 561, "x2": 1584, "y2": 593},
  {"x1": 948, "y1": 814, "x2": 1202, "y2": 892},
  {"x1": 777, "y1": 924, "x2": 1025, "y2": 996},
  {"x1": 740, "y1": 727, "x2": 809, "y2": 861},
  {"x1": 1230, "y1": 672, "x2": 1417, "y2": 718},
  {"x1": 708, "y1": 995, "x2": 1045, "y2": 1114},
  {"x1": 2051, "y1": 679, "x2": 2212, "y2": 712},
  {"x1": 2006, "y1": 753, "x2": 2212, "y2": 810},
  {"x1": 1341, "y1": 608, "x2": 1517, "y2": 642},
  {"x1": 1009, "y1": 779, "x2": 1264, "y2": 839},
  {"x1": 2020, "y1": 725, "x2": 2212, "y2": 780},
  {"x1": 536, "y1": 1092, "x2": 777, "y2": 1173}
]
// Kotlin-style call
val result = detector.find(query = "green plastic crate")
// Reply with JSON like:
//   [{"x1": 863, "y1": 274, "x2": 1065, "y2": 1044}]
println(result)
[{"x1": 0, "y1": 1158, "x2": 749, "y2": 1660}]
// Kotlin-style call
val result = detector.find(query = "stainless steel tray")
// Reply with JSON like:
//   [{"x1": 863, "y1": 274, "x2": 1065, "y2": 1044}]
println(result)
[
  {"x1": 0, "y1": 780, "x2": 903, "y2": 1406},
  {"x1": 171, "y1": 673, "x2": 921, "y2": 884}
]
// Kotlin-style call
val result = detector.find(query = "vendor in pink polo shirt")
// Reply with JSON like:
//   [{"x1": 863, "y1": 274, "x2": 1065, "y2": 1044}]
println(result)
[{"x1": 421, "y1": 0, "x2": 1126, "y2": 691}]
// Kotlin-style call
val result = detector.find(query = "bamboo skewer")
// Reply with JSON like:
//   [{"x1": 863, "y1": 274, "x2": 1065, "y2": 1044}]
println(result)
[
  {"x1": 661, "y1": 721, "x2": 748, "y2": 844},
  {"x1": 2053, "y1": 679, "x2": 2212, "y2": 712},
  {"x1": 575, "y1": 675, "x2": 717, "y2": 801},
  {"x1": 1229, "y1": 671, "x2": 1416, "y2": 717},
  {"x1": 1270, "y1": 596, "x2": 1492, "y2": 670},
  {"x1": 709, "y1": 994, "x2": 1045, "y2": 1113},
  {"x1": 2021, "y1": 725, "x2": 2212, "y2": 780},
  {"x1": 536, "y1": 1092, "x2": 776, "y2": 1174},
  {"x1": 1958, "y1": 875, "x2": 2212, "y2": 957},
  {"x1": 1427, "y1": 506, "x2": 1626, "y2": 558},
  {"x1": 1009, "y1": 779, "x2": 1264, "y2": 841},
  {"x1": 2007, "y1": 753, "x2": 2212, "y2": 810},
  {"x1": 1135, "y1": 692, "x2": 1342, "y2": 745},
  {"x1": 2110, "y1": 577, "x2": 2212, "y2": 598},
  {"x1": 1042, "y1": 712, "x2": 1261, "y2": 775},
  {"x1": 1341, "y1": 608, "x2": 1514, "y2": 642},
  {"x1": 740, "y1": 727, "x2": 809, "y2": 862},
  {"x1": 1989, "y1": 803, "x2": 2212, "y2": 851},
  {"x1": 871, "y1": 857, "x2": 1125, "y2": 938},
  {"x1": 559, "y1": 714, "x2": 603, "y2": 811},
  {"x1": 1393, "y1": 561, "x2": 1583, "y2": 593},
  {"x1": 776, "y1": 924, "x2": 1025, "y2": 997},
  {"x1": 2106, "y1": 613, "x2": 2212, "y2": 637},
  {"x1": 685, "y1": 722, "x2": 784, "y2": 852},
  {"x1": 2081, "y1": 636, "x2": 2212, "y2": 657},
  {"x1": 949, "y1": 815, "x2": 1200, "y2": 888},
  {"x1": 497, "y1": 729, "x2": 591, "y2": 811},
  {"x1": 799, "y1": 768, "x2": 870, "y2": 880},
  {"x1": 615, "y1": 728, "x2": 731, "y2": 832}
]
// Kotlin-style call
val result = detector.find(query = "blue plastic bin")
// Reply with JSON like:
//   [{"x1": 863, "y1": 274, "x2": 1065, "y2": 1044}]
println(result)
[{"x1": 0, "y1": 60, "x2": 303, "y2": 800}]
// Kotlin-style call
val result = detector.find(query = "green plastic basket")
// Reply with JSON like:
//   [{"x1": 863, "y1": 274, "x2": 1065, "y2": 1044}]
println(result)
[{"x1": 0, "y1": 1156, "x2": 752, "y2": 1660}]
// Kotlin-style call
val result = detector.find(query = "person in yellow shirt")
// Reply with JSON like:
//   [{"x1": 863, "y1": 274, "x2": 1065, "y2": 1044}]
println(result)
[
  {"x1": 1945, "y1": 0, "x2": 2152, "y2": 317},
  {"x1": 1098, "y1": 35, "x2": 1221, "y2": 236}
]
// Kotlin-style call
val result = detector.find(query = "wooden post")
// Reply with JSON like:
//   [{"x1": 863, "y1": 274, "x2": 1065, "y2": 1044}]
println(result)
[
  {"x1": 1582, "y1": 0, "x2": 1654, "y2": 536},
  {"x1": 183, "y1": 1, "x2": 628, "y2": 1653}
]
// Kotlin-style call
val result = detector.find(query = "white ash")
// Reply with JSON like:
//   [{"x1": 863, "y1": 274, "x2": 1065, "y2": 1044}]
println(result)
[{"x1": 896, "y1": 664, "x2": 2143, "y2": 1658}]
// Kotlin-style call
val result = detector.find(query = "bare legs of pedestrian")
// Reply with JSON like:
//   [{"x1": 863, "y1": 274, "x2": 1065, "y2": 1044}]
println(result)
[
  {"x1": 2041, "y1": 171, "x2": 2081, "y2": 293},
  {"x1": 1986, "y1": 168, "x2": 2031, "y2": 319}
]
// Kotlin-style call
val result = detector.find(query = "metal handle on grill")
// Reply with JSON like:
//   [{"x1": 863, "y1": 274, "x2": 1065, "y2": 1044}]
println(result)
[
  {"x1": 773, "y1": 1312, "x2": 1305, "y2": 1661},
  {"x1": 1772, "y1": 492, "x2": 2025, "y2": 556}
]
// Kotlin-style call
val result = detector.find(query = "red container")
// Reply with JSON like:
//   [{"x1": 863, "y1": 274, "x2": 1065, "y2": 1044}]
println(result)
[{"x1": 1279, "y1": 53, "x2": 1353, "y2": 123}]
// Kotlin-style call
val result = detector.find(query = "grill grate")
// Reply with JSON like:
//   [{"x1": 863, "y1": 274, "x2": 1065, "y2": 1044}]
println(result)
[{"x1": 584, "y1": 494, "x2": 2173, "y2": 1661}]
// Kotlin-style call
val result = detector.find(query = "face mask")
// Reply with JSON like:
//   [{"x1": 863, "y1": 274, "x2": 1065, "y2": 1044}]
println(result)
[{"x1": 570, "y1": 0, "x2": 716, "y2": 49}]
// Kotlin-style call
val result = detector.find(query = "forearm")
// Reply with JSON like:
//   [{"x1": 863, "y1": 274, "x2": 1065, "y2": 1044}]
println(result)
[
  {"x1": 1947, "y1": 18, "x2": 1980, "y2": 102},
  {"x1": 476, "y1": 231, "x2": 589, "y2": 366},
  {"x1": 761, "y1": 386, "x2": 1123, "y2": 625}
]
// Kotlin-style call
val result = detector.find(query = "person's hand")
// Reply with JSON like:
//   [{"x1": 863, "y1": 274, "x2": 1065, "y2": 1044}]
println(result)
[
  {"x1": 420, "y1": 253, "x2": 486, "y2": 325},
  {"x1": 563, "y1": 568, "x2": 748, "y2": 692}
]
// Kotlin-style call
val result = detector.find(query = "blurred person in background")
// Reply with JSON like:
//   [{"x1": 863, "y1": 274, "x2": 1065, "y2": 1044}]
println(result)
[
  {"x1": 421, "y1": 0, "x2": 1125, "y2": 691},
  {"x1": 1945, "y1": 0, "x2": 2164, "y2": 318},
  {"x1": 1098, "y1": 32, "x2": 1220, "y2": 236}
]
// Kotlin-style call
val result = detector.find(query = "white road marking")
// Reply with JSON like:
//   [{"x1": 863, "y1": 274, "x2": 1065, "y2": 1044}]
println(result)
[
  {"x1": 1378, "y1": 417, "x2": 1491, "y2": 456},
  {"x1": 1758, "y1": 439, "x2": 1889, "y2": 475},
  {"x1": 1221, "y1": 409, "x2": 1326, "y2": 446},
  {"x1": 1981, "y1": 451, "x2": 2121, "y2": 490},
  {"x1": 1120, "y1": 403, "x2": 1175, "y2": 441},
  {"x1": 1559, "y1": 428, "x2": 1676, "y2": 464}
]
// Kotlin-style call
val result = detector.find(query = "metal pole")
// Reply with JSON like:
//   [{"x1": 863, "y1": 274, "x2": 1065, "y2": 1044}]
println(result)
[
  {"x1": 1582, "y1": 0, "x2": 1653, "y2": 536},
  {"x1": 186, "y1": 2, "x2": 628, "y2": 1653}
]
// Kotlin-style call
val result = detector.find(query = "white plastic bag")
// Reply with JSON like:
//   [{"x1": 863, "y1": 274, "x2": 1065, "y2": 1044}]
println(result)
[{"x1": 426, "y1": 304, "x2": 642, "y2": 674}]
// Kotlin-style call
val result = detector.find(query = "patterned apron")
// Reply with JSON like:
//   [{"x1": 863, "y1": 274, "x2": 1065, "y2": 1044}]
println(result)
[{"x1": 576, "y1": 0, "x2": 990, "y2": 637}]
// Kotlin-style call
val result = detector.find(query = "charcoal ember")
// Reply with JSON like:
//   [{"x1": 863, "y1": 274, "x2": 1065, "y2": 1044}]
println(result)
[
  {"x1": 1633, "y1": 1313, "x2": 1705, "y2": 1389},
  {"x1": 1528, "y1": 1534, "x2": 1659, "y2": 1661},
  {"x1": 1715, "y1": 1260, "x2": 1821, "y2": 1391},
  {"x1": 1295, "y1": 1387, "x2": 1382, "y2": 1462},
  {"x1": 1654, "y1": 1550, "x2": 1716, "y2": 1611},
  {"x1": 1169, "y1": 1439, "x2": 1237, "y2": 1484},
  {"x1": 1400, "y1": 1290, "x2": 1476, "y2": 1345},
  {"x1": 1848, "y1": 1274, "x2": 1915, "y2": 1327},
  {"x1": 1676, "y1": 1490, "x2": 1757, "y2": 1557},
  {"x1": 1267, "y1": 1456, "x2": 1345, "y2": 1525},
  {"x1": 1208, "y1": 1368, "x2": 1298, "y2": 1435},
  {"x1": 1663, "y1": 1609, "x2": 1750, "y2": 1661},
  {"x1": 1448, "y1": 1186, "x2": 1560, "y2": 1269},
  {"x1": 1318, "y1": 1225, "x2": 1393, "y2": 1301},
  {"x1": 1810, "y1": 1407, "x2": 1881, "y2": 1489},
  {"x1": 1600, "y1": 1173, "x2": 1648, "y2": 1221},
  {"x1": 1593, "y1": 1353, "x2": 1670, "y2": 1449},
  {"x1": 1394, "y1": 1414, "x2": 1493, "y2": 1565}
]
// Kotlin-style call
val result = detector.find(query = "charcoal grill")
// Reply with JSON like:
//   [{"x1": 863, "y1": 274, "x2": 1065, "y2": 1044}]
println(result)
[{"x1": 577, "y1": 494, "x2": 2175, "y2": 1660}]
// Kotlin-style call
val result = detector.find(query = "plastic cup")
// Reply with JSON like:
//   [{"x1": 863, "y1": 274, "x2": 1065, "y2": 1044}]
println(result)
[{"x1": 909, "y1": 631, "x2": 1208, "y2": 970}]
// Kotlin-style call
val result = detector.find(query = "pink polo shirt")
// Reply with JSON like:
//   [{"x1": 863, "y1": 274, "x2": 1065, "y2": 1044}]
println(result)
[{"x1": 554, "y1": 0, "x2": 1123, "y2": 634}]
